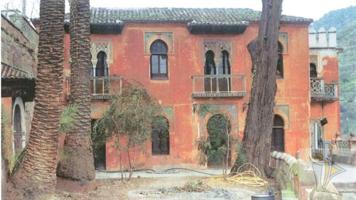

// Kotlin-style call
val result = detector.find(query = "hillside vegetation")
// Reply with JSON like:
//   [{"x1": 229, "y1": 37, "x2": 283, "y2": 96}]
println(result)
[{"x1": 312, "y1": 6, "x2": 356, "y2": 134}]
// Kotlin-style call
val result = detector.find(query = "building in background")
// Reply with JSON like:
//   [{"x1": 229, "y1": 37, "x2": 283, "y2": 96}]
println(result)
[
  {"x1": 1, "y1": 10, "x2": 37, "y2": 172},
  {"x1": 62, "y1": 8, "x2": 341, "y2": 170}
]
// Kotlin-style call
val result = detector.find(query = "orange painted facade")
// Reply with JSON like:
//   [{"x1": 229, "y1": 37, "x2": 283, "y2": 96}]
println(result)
[{"x1": 62, "y1": 19, "x2": 340, "y2": 170}]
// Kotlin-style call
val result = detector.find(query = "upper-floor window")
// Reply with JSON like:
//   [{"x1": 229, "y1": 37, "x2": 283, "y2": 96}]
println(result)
[
  {"x1": 150, "y1": 40, "x2": 168, "y2": 79},
  {"x1": 310, "y1": 63, "x2": 317, "y2": 78},
  {"x1": 204, "y1": 50, "x2": 216, "y2": 75},
  {"x1": 277, "y1": 42, "x2": 284, "y2": 78},
  {"x1": 95, "y1": 51, "x2": 108, "y2": 77},
  {"x1": 221, "y1": 50, "x2": 231, "y2": 75}
]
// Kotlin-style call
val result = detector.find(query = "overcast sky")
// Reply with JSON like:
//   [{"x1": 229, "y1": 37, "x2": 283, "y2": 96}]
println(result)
[{"x1": 1, "y1": 0, "x2": 356, "y2": 20}]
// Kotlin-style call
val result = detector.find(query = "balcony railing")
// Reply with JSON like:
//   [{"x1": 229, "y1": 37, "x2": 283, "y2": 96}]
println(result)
[
  {"x1": 65, "y1": 76, "x2": 122, "y2": 100},
  {"x1": 310, "y1": 78, "x2": 338, "y2": 101},
  {"x1": 192, "y1": 74, "x2": 246, "y2": 98}
]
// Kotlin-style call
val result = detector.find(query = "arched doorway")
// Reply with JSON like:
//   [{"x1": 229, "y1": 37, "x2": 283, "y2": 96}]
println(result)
[
  {"x1": 271, "y1": 115, "x2": 285, "y2": 152},
  {"x1": 151, "y1": 116, "x2": 170, "y2": 155},
  {"x1": 206, "y1": 114, "x2": 231, "y2": 167}
]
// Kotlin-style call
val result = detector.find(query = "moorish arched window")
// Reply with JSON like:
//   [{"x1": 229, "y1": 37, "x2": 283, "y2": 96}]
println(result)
[
  {"x1": 204, "y1": 50, "x2": 216, "y2": 75},
  {"x1": 95, "y1": 51, "x2": 108, "y2": 77},
  {"x1": 276, "y1": 42, "x2": 284, "y2": 78},
  {"x1": 310, "y1": 63, "x2": 317, "y2": 78},
  {"x1": 272, "y1": 115, "x2": 285, "y2": 152},
  {"x1": 221, "y1": 50, "x2": 231, "y2": 75},
  {"x1": 152, "y1": 116, "x2": 170, "y2": 155},
  {"x1": 150, "y1": 40, "x2": 168, "y2": 79}
]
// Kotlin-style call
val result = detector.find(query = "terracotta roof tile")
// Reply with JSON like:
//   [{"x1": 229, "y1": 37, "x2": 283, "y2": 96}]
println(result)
[
  {"x1": 80, "y1": 8, "x2": 312, "y2": 24},
  {"x1": 1, "y1": 63, "x2": 34, "y2": 80}
]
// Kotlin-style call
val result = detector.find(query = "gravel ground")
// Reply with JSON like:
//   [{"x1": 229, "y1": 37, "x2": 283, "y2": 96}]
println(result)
[{"x1": 55, "y1": 170, "x2": 274, "y2": 200}]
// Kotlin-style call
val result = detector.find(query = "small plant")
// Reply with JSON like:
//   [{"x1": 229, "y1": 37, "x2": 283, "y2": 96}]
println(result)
[
  {"x1": 173, "y1": 180, "x2": 211, "y2": 192},
  {"x1": 94, "y1": 82, "x2": 162, "y2": 180},
  {"x1": 59, "y1": 104, "x2": 78, "y2": 134}
]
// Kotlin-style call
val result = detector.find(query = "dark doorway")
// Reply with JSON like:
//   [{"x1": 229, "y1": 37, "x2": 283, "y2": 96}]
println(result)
[
  {"x1": 91, "y1": 119, "x2": 106, "y2": 170},
  {"x1": 271, "y1": 115, "x2": 285, "y2": 152},
  {"x1": 151, "y1": 116, "x2": 170, "y2": 155},
  {"x1": 206, "y1": 114, "x2": 231, "y2": 167}
]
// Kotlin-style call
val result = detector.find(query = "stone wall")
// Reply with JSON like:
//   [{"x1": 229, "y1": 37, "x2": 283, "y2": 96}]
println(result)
[{"x1": 1, "y1": 14, "x2": 37, "y2": 77}]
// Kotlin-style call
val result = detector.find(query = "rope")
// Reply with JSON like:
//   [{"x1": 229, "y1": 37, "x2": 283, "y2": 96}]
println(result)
[{"x1": 206, "y1": 163, "x2": 268, "y2": 187}]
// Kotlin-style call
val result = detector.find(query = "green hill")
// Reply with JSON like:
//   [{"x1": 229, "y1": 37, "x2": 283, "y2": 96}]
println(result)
[{"x1": 312, "y1": 6, "x2": 356, "y2": 134}]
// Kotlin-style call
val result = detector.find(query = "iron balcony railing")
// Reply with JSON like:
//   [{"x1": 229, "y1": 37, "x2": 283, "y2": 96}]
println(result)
[
  {"x1": 192, "y1": 74, "x2": 246, "y2": 98},
  {"x1": 310, "y1": 78, "x2": 338, "y2": 101},
  {"x1": 65, "y1": 76, "x2": 122, "y2": 100}
]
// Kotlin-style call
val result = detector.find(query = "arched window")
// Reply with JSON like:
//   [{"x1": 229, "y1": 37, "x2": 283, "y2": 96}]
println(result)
[
  {"x1": 150, "y1": 40, "x2": 168, "y2": 79},
  {"x1": 272, "y1": 115, "x2": 285, "y2": 152},
  {"x1": 204, "y1": 50, "x2": 217, "y2": 92},
  {"x1": 204, "y1": 50, "x2": 216, "y2": 75},
  {"x1": 152, "y1": 116, "x2": 169, "y2": 155},
  {"x1": 13, "y1": 104, "x2": 23, "y2": 153},
  {"x1": 310, "y1": 63, "x2": 317, "y2": 78},
  {"x1": 219, "y1": 50, "x2": 232, "y2": 92},
  {"x1": 221, "y1": 50, "x2": 231, "y2": 75},
  {"x1": 95, "y1": 51, "x2": 108, "y2": 77},
  {"x1": 276, "y1": 42, "x2": 284, "y2": 78}
]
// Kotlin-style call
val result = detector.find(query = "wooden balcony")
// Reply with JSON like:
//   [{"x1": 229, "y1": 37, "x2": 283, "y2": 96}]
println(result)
[
  {"x1": 65, "y1": 76, "x2": 122, "y2": 100},
  {"x1": 310, "y1": 78, "x2": 338, "y2": 102},
  {"x1": 192, "y1": 74, "x2": 246, "y2": 98}
]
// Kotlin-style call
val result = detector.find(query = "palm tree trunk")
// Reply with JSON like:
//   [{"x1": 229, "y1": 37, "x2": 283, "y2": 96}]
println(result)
[
  {"x1": 8, "y1": 0, "x2": 65, "y2": 198},
  {"x1": 57, "y1": 0, "x2": 95, "y2": 181}
]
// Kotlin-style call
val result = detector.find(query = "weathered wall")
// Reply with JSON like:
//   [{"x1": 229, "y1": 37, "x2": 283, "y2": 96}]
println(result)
[
  {"x1": 1, "y1": 16, "x2": 37, "y2": 77},
  {"x1": 1, "y1": 98, "x2": 14, "y2": 173},
  {"x1": 63, "y1": 22, "x2": 316, "y2": 170},
  {"x1": 310, "y1": 52, "x2": 341, "y2": 143},
  {"x1": 1, "y1": 14, "x2": 38, "y2": 165}
]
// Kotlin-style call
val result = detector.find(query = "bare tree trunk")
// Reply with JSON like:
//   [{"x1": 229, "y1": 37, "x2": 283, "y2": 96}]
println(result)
[
  {"x1": 57, "y1": 0, "x2": 95, "y2": 181},
  {"x1": 231, "y1": 0, "x2": 283, "y2": 177},
  {"x1": 7, "y1": 0, "x2": 65, "y2": 199}
]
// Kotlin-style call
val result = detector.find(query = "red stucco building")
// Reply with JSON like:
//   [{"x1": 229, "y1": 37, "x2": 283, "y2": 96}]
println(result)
[{"x1": 62, "y1": 8, "x2": 340, "y2": 170}]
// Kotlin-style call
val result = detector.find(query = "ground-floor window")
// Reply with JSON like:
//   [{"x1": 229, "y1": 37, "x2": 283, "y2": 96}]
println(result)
[
  {"x1": 312, "y1": 122, "x2": 323, "y2": 149},
  {"x1": 272, "y1": 115, "x2": 285, "y2": 152},
  {"x1": 152, "y1": 116, "x2": 170, "y2": 155}
]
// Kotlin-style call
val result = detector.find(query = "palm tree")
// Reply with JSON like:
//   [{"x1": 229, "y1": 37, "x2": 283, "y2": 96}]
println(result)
[
  {"x1": 8, "y1": 0, "x2": 65, "y2": 198},
  {"x1": 57, "y1": 0, "x2": 95, "y2": 181}
]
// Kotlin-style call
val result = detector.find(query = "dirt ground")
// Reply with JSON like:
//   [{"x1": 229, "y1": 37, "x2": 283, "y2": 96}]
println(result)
[{"x1": 54, "y1": 176, "x2": 280, "y2": 200}]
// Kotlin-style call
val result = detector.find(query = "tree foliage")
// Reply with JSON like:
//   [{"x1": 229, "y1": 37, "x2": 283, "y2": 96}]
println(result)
[{"x1": 93, "y1": 83, "x2": 161, "y2": 177}]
